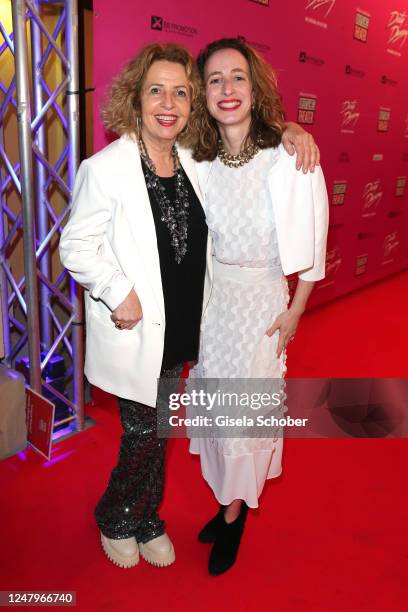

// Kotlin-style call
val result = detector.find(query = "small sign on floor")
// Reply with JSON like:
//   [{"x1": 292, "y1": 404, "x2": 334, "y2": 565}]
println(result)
[{"x1": 26, "y1": 389, "x2": 55, "y2": 460}]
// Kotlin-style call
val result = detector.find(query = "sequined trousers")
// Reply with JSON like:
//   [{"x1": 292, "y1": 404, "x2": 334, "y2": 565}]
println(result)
[{"x1": 94, "y1": 365, "x2": 182, "y2": 544}]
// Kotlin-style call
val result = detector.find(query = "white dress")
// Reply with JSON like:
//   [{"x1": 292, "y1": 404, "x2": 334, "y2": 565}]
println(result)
[{"x1": 189, "y1": 148, "x2": 289, "y2": 508}]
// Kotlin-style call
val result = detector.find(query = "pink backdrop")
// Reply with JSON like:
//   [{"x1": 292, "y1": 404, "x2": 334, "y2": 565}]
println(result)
[{"x1": 93, "y1": 0, "x2": 408, "y2": 307}]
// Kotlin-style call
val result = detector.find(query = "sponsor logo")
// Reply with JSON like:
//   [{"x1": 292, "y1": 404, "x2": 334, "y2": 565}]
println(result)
[
  {"x1": 151, "y1": 16, "x2": 163, "y2": 31},
  {"x1": 377, "y1": 107, "x2": 391, "y2": 132},
  {"x1": 319, "y1": 245, "x2": 342, "y2": 288},
  {"x1": 345, "y1": 64, "x2": 365, "y2": 78},
  {"x1": 387, "y1": 11, "x2": 408, "y2": 55},
  {"x1": 339, "y1": 152, "x2": 350, "y2": 163},
  {"x1": 306, "y1": 0, "x2": 336, "y2": 17},
  {"x1": 357, "y1": 231, "x2": 374, "y2": 240},
  {"x1": 326, "y1": 246, "x2": 342, "y2": 277},
  {"x1": 298, "y1": 94, "x2": 317, "y2": 124},
  {"x1": 354, "y1": 10, "x2": 370, "y2": 42},
  {"x1": 150, "y1": 15, "x2": 198, "y2": 37},
  {"x1": 237, "y1": 35, "x2": 270, "y2": 53},
  {"x1": 332, "y1": 181, "x2": 347, "y2": 206},
  {"x1": 340, "y1": 100, "x2": 360, "y2": 133},
  {"x1": 395, "y1": 176, "x2": 407, "y2": 196},
  {"x1": 372, "y1": 153, "x2": 384, "y2": 161},
  {"x1": 305, "y1": 0, "x2": 336, "y2": 28},
  {"x1": 362, "y1": 180, "x2": 383, "y2": 217},
  {"x1": 355, "y1": 254, "x2": 368, "y2": 276},
  {"x1": 299, "y1": 51, "x2": 325, "y2": 66},
  {"x1": 249, "y1": 0, "x2": 269, "y2": 6},
  {"x1": 381, "y1": 75, "x2": 398, "y2": 86},
  {"x1": 382, "y1": 231, "x2": 399, "y2": 263}
]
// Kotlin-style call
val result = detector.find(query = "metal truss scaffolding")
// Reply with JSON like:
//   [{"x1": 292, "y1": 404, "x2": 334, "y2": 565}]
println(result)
[{"x1": 0, "y1": 0, "x2": 84, "y2": 430}]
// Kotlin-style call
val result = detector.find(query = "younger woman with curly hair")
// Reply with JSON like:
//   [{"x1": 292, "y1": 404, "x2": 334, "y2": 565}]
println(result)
[{"x1": 189, "y1": 38, "x2": 329, "y2": 575}]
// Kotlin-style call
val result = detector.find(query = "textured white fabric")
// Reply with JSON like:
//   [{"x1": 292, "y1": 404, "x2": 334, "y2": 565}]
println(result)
[
  {"x1": 195, "y1": 143, "x2": 329, "y2": 281},
  {"x1": 188, "y1": 149, "x2": 289, "y2": 507}
]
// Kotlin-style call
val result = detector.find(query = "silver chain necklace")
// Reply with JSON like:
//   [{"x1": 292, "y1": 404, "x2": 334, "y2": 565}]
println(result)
[{"x1": 138, "y1": 138, "x2": 190, "y2": 264}]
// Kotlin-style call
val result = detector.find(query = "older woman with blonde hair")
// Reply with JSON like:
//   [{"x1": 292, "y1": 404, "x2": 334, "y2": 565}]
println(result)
[{"x1": 59, "y1": 41, "x2": 319, "y2": 570}]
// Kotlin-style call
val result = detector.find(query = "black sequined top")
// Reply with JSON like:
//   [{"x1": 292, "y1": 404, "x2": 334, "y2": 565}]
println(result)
[{"x1": 142, "y1": 160, "x2": 208, "y2": 370}]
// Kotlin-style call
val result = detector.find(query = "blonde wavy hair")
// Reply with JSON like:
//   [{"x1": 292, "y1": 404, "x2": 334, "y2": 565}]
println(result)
[
  {"x1": 102, "y1": 43, "x2": 202, "y2": 147},
  {"x1": 193, "y1": 38, "x2": 286, "y2": 162}
]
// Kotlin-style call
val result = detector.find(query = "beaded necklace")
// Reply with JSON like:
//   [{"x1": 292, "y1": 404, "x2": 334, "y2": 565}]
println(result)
[{"x1": 138, "y1": 138, "x2": 190, "y2": 264}]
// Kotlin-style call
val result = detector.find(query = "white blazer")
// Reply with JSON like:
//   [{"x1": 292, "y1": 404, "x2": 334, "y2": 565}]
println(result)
[
  {"x1": 196, "y1": 143, "x2": 329, "y2": 282},
  {"x1": 59, "y1": 135, "x2": 213, "y2": 406}
]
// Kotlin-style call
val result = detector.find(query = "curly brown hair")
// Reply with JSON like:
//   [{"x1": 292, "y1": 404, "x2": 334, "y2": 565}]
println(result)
[
  {"x1": 193, "y1": 38, "x2": 286, "y2": 162},
  {"x1": 102, "y1": 43, "x2": 202, "y2": 147}
]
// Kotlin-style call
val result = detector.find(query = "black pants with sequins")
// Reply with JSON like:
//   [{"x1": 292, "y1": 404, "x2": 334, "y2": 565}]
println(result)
[{"x1": 94, "y1": 365, "x2": 182, "y2": 544}]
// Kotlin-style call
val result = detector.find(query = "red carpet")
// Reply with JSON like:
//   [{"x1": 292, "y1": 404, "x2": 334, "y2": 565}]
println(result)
[{"x1": 1, "y1": 270, "x2": 407, "y2": 611}]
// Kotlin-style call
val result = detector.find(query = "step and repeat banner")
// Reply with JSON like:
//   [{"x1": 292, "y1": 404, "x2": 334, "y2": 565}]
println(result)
[{"x1": 93, "y1": 0, "x2": 408, "y2": 307}]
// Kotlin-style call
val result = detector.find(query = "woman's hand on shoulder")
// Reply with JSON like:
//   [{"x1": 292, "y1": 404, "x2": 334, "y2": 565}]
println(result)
[
  {"x1": 281, "y1": 121, "x2": 320, "y2": 174},
  {"x1": 110, "y1": 289, "x2": 143, "y2": 330}
]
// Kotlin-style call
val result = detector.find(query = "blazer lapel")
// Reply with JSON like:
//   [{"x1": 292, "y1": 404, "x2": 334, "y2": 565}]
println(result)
[
  {"x1": 178, "y1": 146, "x2": 205, "y2": 206},
  {"x1": 117, "y1": 136, "x2": 165, "y2": 319}
]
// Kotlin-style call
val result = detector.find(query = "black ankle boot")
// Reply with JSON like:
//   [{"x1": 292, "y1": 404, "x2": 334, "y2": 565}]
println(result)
[
  {"x1": 208, "y1": 503, "x2": 249, "y2": 576},
  {"x1": 198, "y1": 505, "x2": 226, "y2": 544}
]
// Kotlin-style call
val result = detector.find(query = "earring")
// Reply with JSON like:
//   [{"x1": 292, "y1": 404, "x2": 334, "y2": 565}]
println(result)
[{"x1": 251, "y1": 99, "x2": 256, "y2": 111}]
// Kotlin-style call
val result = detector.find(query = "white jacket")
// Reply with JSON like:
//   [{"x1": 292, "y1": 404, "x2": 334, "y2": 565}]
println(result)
[{"x1": 59, "y1": 135, "x2": 212, "y2": 406}]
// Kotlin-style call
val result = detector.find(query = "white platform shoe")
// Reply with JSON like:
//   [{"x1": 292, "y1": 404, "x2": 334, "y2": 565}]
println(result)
[
  {"x1": 100, "y1": 533, "x2": 139, "y2": 568},
  {"x1": 138, "y1": 533, "x2": 175, "y2": 567}
]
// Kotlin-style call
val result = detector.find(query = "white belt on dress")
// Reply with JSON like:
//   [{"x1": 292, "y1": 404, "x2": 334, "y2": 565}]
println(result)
[{"x1": 212, "y1": 258, "x2": 284, "y2": 284}]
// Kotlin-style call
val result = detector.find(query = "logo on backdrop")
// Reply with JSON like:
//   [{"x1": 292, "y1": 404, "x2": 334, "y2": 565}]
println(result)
[
  {"x1": 395, "y1": 176, "x2": 407, "y2": 197},
  {"x1": 249, "y1": 0, "x2": 269, "y2": 6},
  {"x1": 332, "y1": 181, "x2": 347, "y2": 206},
  {"x1": 305, "y1": 0, "x2": 336, "y2": 28},
  {"x1": 150, "y1": 15, "x2": 198, "y2": 37},
  {"x1": 338, "y1": 152, "x2": 350, "y2": 163},
  {"x1": 345, "y1": 64, "x2": 365, "y2": 78},
  {"x1": 298, "y1": 94, "x2": 317, "y2": 124},
  {"x1": 320, "y1": 246, "x2": 342, "y2": 287},
  {"x1": 340, "y1": 100, "x2": 360, "y2": 133},
  {"x1": 299, "y1": 51, "x2": 325, "y2": 66},
  {"x1": 388, "y1": 210, "x2": 403, "y2": 218},
  {"x1": 362, "y1": 180, "x2": 383, "y2": 217},
  {"x1": 357, "y1": 231, "x2": 374, "y2": 240},
  {"x1": 377, "y1": 107, "x2": 391, "y2": 132},
  {"x1": 381, "y1": 75, "x2": 398, "y2": 86},
  {"x1": 237, "y1": 35, "x2": 270, "y2": 53},
  {"x1": 355, "y1": 254, "x2": 368, "y2": 276},
  {"x1": 151, "y1": 16, "x2": 163, "y2": 30},
  {"x1": 387, "y1": 11, "x2": 408, "y2": 56},
  {"x1": 354, "y1": 10, "x2": 370, "y2": 42},
  {"x1": 382, "y1": 231, "x2": 400, "y2": 264}
]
